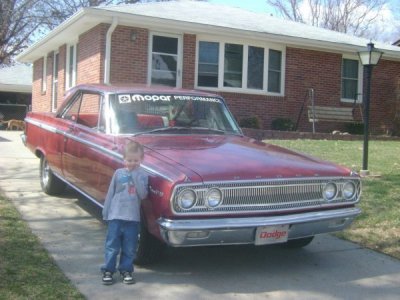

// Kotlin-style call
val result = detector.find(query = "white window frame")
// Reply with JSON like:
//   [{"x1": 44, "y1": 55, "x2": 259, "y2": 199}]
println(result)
[
  {"x1": 341, "y1": 54, "x2": 363, "y2": 104},
  {"x1": 195, "y1": 36, "x2": 286, "y2": 96},
  {"x1": 51, "y1": 51, "x2": 59, "y2": 112},
  {"x1": 41, "y1": 55, "x2": 47, "y2": 93},
  {"x1": 148, "y1": 32, "x2": 183, "y2": 88},
  {"x1": 65, "y1": 43, "x2": 77, "y2": 90}
]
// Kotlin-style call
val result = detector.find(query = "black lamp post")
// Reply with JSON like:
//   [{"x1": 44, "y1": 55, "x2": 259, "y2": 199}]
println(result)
[{"x1": 357, "y1": 42, "x2": 383, "y2": 176}]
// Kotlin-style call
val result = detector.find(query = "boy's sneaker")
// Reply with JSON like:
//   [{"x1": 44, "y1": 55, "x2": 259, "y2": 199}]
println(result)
[
  {"x1": 121, "y1": 272, "x2": 135, "y2": 284},
  {"x1": 102, "y1": 271, "x2": 114, "y2": 285}
]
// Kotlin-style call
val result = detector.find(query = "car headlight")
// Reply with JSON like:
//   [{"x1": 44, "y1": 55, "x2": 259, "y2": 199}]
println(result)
[
  {"x1": 177, "y1": 189, "x2": 197, "y2": 210},
  {"x1": 205, "y1": 188, "x2": 223, "y2": 208},
  {"x1": 342, "y1": 181, "x2": 356, "y2": 200},
  {"x1": 323, "y1": 182, "x2": 337, "y2": 201}
]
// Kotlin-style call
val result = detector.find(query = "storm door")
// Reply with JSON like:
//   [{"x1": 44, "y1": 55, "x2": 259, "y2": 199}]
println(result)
[{"x1": 149, "y1": 33, "x2": 182, "y2": 87}]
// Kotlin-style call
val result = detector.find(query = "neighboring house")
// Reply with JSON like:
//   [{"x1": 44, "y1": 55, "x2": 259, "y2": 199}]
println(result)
[
  {"x1": 16, "y1": 1, "x2": 400, "y2": 134},
  {"x1": 0, "y1": 64, "x2": 32, "y2": 122}
]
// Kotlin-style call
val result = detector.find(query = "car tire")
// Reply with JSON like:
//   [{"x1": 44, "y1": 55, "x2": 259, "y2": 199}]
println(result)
[
  {"x1": 282, "y1": 236, "x2": 314, "y2": 248},
  {"x1": 40, "y1": 156, "x2": 66, "y2": 195},
  {"x1": 135, "y1": 220, "x2": 166, "y2": 266}
]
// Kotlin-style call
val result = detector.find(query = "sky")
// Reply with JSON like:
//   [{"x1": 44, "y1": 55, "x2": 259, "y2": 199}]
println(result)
[
  {"x1": 209, "y1": 0, "x2": 274, "y2": 14},
  {"x1": 209, "y1": 0, "x2": 400, "y2": 43}
]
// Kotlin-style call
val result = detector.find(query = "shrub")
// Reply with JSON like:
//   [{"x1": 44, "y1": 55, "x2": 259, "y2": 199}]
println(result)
[
  {"x1": 271, "y1": 118, "x2": 295, "y2": 131},
  {"x1": 239, "y1": 116, "x2": 261, "y2": 129},
  {"x1": 345, "y1": 122, "x2": 364, "y2": 135}
]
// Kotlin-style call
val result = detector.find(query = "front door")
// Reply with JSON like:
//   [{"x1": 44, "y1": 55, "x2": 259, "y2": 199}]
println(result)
[{"x1": 149, "y1": 33, "x2": 182, "y2": 87}]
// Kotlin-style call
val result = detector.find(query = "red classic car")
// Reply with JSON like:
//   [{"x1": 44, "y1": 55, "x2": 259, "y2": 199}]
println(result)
[{"x1": 22, "y1": 84, "x2": 361, "y2": 264}]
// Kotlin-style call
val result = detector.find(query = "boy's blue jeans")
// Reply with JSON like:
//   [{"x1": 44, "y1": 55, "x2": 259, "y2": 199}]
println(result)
[{"x1": 101, "y1": 220, "x2": 140, "y2": 274}]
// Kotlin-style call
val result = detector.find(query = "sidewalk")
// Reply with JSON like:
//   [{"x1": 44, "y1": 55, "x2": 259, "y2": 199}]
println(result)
[{"x1": 1, "y1": 130, "x2": 400, "y2": 300}]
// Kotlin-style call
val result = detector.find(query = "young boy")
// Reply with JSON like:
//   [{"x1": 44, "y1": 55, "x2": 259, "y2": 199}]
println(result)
[{"x1": 101, "y1": 141, "x2": 149, "y2": 285}]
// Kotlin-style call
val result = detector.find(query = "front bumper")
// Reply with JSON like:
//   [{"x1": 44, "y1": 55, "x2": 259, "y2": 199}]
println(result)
[
  {"x1": 20, "y1": 133, "x2": 27, "y2": 146},
  {"x1": 157, "y1": 207, "x2": 361, "y2": 247}
]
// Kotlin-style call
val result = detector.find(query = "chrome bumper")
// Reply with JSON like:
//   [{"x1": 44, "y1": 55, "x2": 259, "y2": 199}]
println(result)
[
  {"x1": 20, "y1": 133, "x2": 27, "y2": 146},
  {"x1": 157, "y1": 207, "x2": 361, "y2": 247}
]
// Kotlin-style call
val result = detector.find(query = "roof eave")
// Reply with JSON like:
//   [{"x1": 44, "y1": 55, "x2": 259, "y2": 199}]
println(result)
[
  {"x1": 16, "y1": 8, "x2": 105, "y2": 63},
  {"x1": 16, "y1": 7, "x2": 400, "y2": 63},
  {"x1": 0, "y1": 84, "x2": 32, "y2": 93}
]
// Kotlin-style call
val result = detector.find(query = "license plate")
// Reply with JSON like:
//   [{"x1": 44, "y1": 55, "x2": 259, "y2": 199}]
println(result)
[{"x1": 255, "y1": 225, "x2": 289, "y2": 245}]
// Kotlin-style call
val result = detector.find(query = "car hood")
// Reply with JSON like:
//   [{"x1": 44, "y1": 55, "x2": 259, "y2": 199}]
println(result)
[{"x1": 136, "y1": 135, "x2": 350, "y2": 182}]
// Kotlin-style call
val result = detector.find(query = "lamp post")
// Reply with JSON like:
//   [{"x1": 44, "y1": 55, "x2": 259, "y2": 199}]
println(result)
[{"x1": 357, "y1": 42, "x2": 383, "y2": 176}]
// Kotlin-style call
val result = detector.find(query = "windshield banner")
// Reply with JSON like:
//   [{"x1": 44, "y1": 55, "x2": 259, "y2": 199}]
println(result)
[{"x1": 118, "y1": 94, "x2": 221, "y2": 104}]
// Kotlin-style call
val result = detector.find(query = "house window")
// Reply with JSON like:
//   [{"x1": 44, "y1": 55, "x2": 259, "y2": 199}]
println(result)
[
  {"x1": 66, "y1": 44, "x2": 77, "y2": 90},
  {"x1": 268, "y1": 49, "x2": 282, "y2": 93},
  {"x1": 248, "y1": 46, "x2": 264, "y2": 90},
  {"x1": 52, "y1": 51, "x2": 59, "y2": 112},
  {"x1": 150, "y1": 34, "x2": 181, "y2": 87},
  {"x1": 224, "y1": 43, "x2": 243, "y2": 88},
  {"x1": 341, "y1": 58, "x2": 360, "y2": 101},
  {"x1": 197, "y1": 40, "x2": 284, "y2": 95},
  {"x1": 198, "y1": 41, "x2": 219, "y2": 87},
  {"x1": 41, "y1": 55, "x2": 47, "y2": 93}
]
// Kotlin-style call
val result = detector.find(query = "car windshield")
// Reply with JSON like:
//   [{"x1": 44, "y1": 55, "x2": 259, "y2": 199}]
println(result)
[{"x1": 108, "y1": 93, "x2": 242, "y2": 135}]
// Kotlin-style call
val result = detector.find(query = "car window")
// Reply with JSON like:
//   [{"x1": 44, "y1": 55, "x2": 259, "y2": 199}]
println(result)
[
  {"x1": 61, "y1": 92, "x2": 102, "y2": 130},
  {"x1": 61, "y1": 92, "x2": 82, "y2": 122},
  {"x1": 108, "y1": 93, "x2": 241, "y2": 135}
]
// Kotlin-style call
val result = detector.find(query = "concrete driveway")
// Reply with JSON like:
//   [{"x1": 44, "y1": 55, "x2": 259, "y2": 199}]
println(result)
[{"x1": 1, "y1": 130, "x2": 400, "y2": 300}]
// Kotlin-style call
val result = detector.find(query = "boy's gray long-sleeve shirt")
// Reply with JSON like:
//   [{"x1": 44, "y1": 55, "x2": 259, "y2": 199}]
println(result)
[{"x1": 102, "y1": 167, "x2": 149, "y2": 222}]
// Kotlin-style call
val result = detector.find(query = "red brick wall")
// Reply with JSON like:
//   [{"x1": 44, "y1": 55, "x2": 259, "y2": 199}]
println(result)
[
  {"x1": 30, "y1": 25, "x2": 400, "y2": 135},
  {"x1": 284, "y1": 47, "x2": 344, "y2": 133},
  {"x1": 215, "y1": 48, "x2": 400, "y2": 135},
  {"x1": 32, "y1": 58, "x2": 45, "y2": 112},
  {"x1": 182, "y1": 34, "x2": 196, "y2": 89},
  {"x1": 32, "y1": 54, "x2": 54, "y2": 112},
  {"x1": 109, "y1": 26, "x2": 148, "y2": 84},
  {"x1": 368, "y1": 59, "x2": 400, "y2": 134},
  {"x1": 77, "y1": 24, "x2": 107, "y2": 84}
]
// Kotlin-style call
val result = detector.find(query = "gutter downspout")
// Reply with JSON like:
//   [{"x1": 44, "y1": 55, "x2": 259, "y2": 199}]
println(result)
[{"x1": 104, "y1": 17, "x2": 118, "y2": 84}]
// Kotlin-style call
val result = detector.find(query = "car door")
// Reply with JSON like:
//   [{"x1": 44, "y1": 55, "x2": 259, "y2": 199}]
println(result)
[{"x1": 61, "y1": 91, "x2": 119, "y2": 203}]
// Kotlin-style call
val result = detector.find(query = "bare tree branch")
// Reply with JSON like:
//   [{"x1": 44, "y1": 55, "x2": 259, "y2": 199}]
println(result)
[{"x1": 267, "y1": 0, "x2": 388, "y2": 39}]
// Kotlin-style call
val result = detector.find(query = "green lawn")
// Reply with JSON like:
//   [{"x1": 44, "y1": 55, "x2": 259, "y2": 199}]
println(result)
[
  {"x1": 267, "y1": 139, "x2": 400, "y2": 259},
  {"x1": 0, "y1": 194, "x2": 85, "y2": 300}
]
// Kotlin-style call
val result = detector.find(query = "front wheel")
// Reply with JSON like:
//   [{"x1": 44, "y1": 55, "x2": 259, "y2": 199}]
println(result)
[
  {"x1": 135, "y1": 221, "x2": 166, "y2": 266},
  {"x1": 40, "y1": 156, "x2": 66, "y2": 195}
]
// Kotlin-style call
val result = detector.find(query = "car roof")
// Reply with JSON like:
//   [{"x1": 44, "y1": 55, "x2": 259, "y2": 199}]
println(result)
[{"x1": 67, "y1": 84, "x2": 222, "y2": 98}]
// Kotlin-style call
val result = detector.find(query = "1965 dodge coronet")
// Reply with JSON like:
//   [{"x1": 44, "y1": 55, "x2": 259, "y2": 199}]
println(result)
[{"x1": 22, "y1": 84, "x2": 361, "y2": 264}]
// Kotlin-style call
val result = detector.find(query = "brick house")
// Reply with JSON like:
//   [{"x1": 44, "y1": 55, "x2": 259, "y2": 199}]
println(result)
[{"x1": 16, "y1": 1, "x2": 400, "y2": 134}]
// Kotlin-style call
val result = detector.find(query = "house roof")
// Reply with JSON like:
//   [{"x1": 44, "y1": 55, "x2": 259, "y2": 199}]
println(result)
[
  {"x1": 0, "y1": 64, "x2": 32, "y2": 93},
  {"x1": 17, "y1": 0, "x2": 400, "y2": 63}
]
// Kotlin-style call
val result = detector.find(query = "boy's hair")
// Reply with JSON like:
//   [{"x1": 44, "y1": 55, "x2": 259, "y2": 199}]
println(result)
[{"x1": 124, "y1": 141, "x2": 144, "y2": 158}]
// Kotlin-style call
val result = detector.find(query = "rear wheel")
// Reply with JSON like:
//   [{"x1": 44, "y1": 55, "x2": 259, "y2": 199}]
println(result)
[
  {"x1": 282, "y1": 236, "x2": 314, "y2": 248},
  {"x1": 40, "y1": 156, "x2": 66, "y2": 195},
  {"x1": 135, "y1": 220, "x2": 166, "y2": 266}
]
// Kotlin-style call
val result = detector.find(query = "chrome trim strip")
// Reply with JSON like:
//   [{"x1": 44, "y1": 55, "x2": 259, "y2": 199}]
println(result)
[
  {"x1": 25, "y1": 117, "x2": 59, "y2": 134},
  {"x1": 157, "y1": 207, "x2": 361, "y2": 247},
  {"x1": 158, "y1": 207, "x2": 361, "y2": 230},
  {"x1": 52, "y1": 171, "x2": 104, "y2": 209},
  {"x1": 25, "y1": 118, "x2": 174, "y2": 182},
  {"x1": 187, "y1": 176, "x2": 360, "y2": 186},
  {"x1": 20, "y1": 133, "x2": 27, "y2": 145}
]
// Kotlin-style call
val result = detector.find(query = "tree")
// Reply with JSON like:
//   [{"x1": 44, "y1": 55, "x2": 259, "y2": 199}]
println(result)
[
  {"x1": 42, "y1": 1, "x2": 142, "y2": 30},
  {"x1": 267, "y1": 0, "x2": 390, "y2": 40},
  {"x1": 0, "y1": 0, "x2": 177, "y2": 65},
  {"x1": 0, "y1": 0, "x2": 47, "y2": 65}
]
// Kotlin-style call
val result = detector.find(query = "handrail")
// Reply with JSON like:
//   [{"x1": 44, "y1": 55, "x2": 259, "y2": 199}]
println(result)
[{"x1": 295, "y1": 88, "x2": 314, "y2": 132}]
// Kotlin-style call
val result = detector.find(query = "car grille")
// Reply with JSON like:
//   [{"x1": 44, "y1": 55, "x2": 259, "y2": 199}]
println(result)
[{"x1": 171, "y1": 177, "x2": 361, "y2": 215}]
